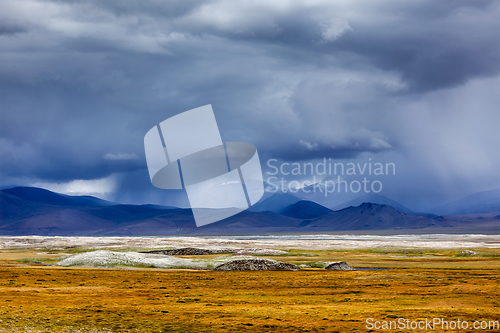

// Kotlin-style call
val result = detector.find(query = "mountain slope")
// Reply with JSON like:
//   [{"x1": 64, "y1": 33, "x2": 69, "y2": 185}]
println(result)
[
  {"x1": 247, "y1": 193, "x2": 301, "y2": 214},
  {"x1": 0, "y1": 209, "x2": 116, "y2": 236},
  {"x1": 304, "y1": 203, "x2": 450, "y2": 230},
  {"x1": 2, "y1": 187, "x2": 114, "y2": 207},
  {"x1": 292, "y1": 182, "x2": 358, "y2": 209},
  {"x1": 281, "y1": 201, "x2": 333, "y2": 219},
  {"x1": 333, "y1": 194, "x2": 414, "y2": 214},
  {"x1": 0, "y1": 191, "x2": 48, "y2": 224},
  {"x1": 431, "y1": 188, "x2": 500, "y2": 215}
]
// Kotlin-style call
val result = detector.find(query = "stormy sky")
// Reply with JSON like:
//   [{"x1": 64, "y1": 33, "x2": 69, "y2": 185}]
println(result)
[{"x1": 1, "y1": 0, "x2": 499, "y2": 211}]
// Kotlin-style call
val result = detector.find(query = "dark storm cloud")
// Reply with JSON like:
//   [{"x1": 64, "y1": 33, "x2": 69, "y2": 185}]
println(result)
[
  {"x1": 0, "y1": 0, "x2": 499, "y2": 208},
  {"x1": 53, "y1": 0, "x2": 205, "y2": 19},
  {"x1": 266, "y1": 1, "x2": 498, "y2": 92},
  {"x1": 330, "y1": 2, "x2": 500, "y2": 92},
  {"x1": 0, "y1": 22, "x2": 28, "y2": 36},
  {"x1": 158, "y1": 0, "x2": 500, "y2": 92}
]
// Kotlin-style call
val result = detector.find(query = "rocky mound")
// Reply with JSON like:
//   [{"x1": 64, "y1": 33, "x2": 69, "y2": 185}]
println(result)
[
  {"x1": 324, "y1": 261, "x2": 354, "y2": 270},
  {"x1": 142, "y1": 247, "x2": 225, "y2": 255},
  {"x1": 458, "y1": 250, "x2": 476, "y2": 256},
  {"x1": 214, "y1": 258, "x2": 300, "y2": 271},
  {"x1": 142, "y1": 247, "x2": 287, "y2": 256}
]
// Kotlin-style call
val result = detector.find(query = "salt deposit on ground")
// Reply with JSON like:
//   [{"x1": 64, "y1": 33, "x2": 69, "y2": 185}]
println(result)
[
  {"x1": 1, "y1": 234, "x2": 499, "y2": 251},
  {"x1": 55, "y1": 250, "x2": 206, "y2": 269},
  {"x1": 55, "y1": 250, "x2": 268, "y2": 270}
]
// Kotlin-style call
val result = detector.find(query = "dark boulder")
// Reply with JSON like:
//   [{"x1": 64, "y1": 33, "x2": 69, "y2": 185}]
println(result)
[
  {"x1": 142, "y1": 247, "x2": 230, "y2": 255},
  {"x1": 214, "y1": 258, "x2": 300, "y2": 271},
  {"x1": 324, "y1": 261, "x2": 354, "y2": 270}
]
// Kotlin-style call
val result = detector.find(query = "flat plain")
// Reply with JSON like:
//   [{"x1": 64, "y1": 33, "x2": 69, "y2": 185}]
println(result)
[{"x1": 0, "y1": 236, "x2": 499, "y2": 332}]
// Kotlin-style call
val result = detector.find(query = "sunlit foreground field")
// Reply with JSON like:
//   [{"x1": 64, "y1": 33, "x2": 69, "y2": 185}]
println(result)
[{"x1": 0, "y1": 237, "x2": 499, "y2": 332}]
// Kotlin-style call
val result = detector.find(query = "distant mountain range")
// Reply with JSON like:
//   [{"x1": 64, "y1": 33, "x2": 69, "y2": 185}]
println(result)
[
  {"x1": 0, "y1": 186, "x2": 498, "y2": 236},
  {"x1": 255, "y1": 188, "x2": 500, "y2": 216},
  {"x1": 282, "y1": 184, "x2": 415, "y2": 213},
  {"x1": 332, "y1": 194, "x2": 414, "y2": 214},
  {"x1": 430, "y1": 188, "x2": 500, "y2": 215}
]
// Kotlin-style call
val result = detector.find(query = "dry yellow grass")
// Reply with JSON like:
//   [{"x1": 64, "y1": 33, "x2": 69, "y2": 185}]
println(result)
[{"x1": 0, "y1": 249, "x2": 499, "y2": 332}]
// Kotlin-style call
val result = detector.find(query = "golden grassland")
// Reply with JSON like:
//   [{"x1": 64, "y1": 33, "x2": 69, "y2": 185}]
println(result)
[{"x1": 0, "y1": 248, "x2": 499, "y2": 332}]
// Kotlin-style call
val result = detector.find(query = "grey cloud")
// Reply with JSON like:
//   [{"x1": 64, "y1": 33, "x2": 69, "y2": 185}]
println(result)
[
  {"x1": 52, "y1": 0, "x2": 205, "y2": 18},
  {"x1": 0, "y1": 22, "x2": 28, "y2": 35},
  {"x1": 175, "y1": 0, "x2": 500, "y2": 92},
  {"x1": 0, "y1": 0, "x2": 499, "y2": 209}
]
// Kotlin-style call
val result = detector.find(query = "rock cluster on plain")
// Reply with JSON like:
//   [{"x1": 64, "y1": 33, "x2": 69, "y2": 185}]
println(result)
[
  {"x1": 214, "y1": 258, "x2": 300, "y2": 271},
  {"x1": 324, "y1": 261, "x2": 354, "y2": 270},
  {"x1": 142, "y1": 247, "x2": 223, "y2": 255},
  {"x1": 458, "y1": 250, "x2": 476, "y2": 256}
]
